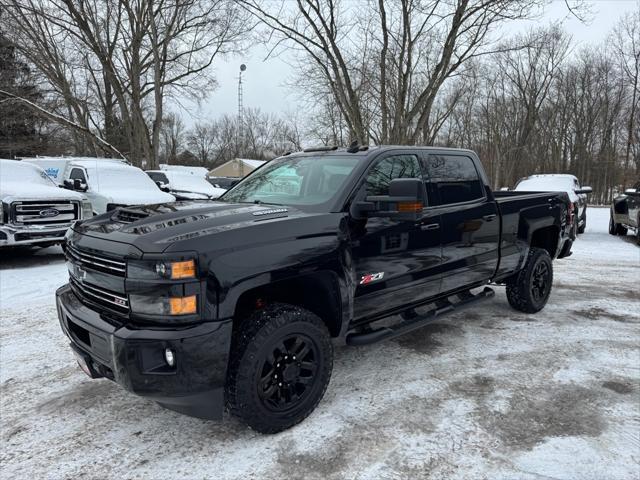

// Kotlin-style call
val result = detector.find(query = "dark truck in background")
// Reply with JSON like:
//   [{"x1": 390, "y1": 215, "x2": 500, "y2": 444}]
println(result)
[
  {"x1": 56, "y1": 146, "x2": 574, "y2": 433},
  {"x1": 609, "y1": 179, "x2": 640, "y2": 244}
]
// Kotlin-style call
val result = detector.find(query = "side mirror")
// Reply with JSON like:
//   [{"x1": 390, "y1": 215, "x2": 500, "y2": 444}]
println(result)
[
  {"x1": 73, "y1": 179, "x2": 88, "y2": 192},
  {"x1": 356, "y1": 178, "x2": 425, "y2": 221},
  {"x1": 155, "y1": 181, "x2": 170, "y2": 192},
  {"x1": 576, "y1": 186, "x2": 592, "y2": 194},
  {"x1": 624, "y1": 188, "x2": 638, "y2": 195}
]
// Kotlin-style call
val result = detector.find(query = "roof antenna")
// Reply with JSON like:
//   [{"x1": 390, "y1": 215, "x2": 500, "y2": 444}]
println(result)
[{"x1": 347, "y1": 140, "x2": 359, "y2": 153}]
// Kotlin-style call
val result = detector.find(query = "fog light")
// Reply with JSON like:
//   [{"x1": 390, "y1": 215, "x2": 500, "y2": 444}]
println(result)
[{"x1": 164, "y1": 348, "x2": 175, "y2": 367}]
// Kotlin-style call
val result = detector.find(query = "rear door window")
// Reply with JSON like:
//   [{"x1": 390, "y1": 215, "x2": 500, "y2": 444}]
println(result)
[{"x1": 424, "y1": 155, "x2": 484, "y2": 206}]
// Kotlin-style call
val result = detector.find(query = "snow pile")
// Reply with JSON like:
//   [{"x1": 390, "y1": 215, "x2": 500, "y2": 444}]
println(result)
[{"x1": 0, "y1": 207, "x2": 638, "y2": 479}]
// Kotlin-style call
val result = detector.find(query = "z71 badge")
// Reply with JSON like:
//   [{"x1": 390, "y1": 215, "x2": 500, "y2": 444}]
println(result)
[{"x1": 360, "y1": 272, "x2": 385, "y2": 285}]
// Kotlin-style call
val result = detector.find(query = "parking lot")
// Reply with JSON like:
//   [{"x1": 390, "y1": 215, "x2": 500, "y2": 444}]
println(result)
[{"x1": 1, "y1": 206, "x2": 638, "y2": 479}]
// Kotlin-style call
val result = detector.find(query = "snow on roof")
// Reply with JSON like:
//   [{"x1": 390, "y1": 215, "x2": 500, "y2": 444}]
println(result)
[
  {"x1": 237, "y1": 159, "x2": 266, "y2": 168},
  {"x1": 159, "y1": 164, "x2": 209, "y2": 176},
  {"x1": 22, "y1": 156, "x2": 127, "y2": 164}
]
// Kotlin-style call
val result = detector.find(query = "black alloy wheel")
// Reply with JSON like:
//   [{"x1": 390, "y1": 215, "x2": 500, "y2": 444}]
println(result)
[
  {"x1": 258, "y1": 334, "x2": 319, "y2": 412},
  {"x1": 226, "y1": 303, "x2": 333, "y2": 433},
  {"x1": 530, "y1": 262, "x2": 551, "y2": 303}
]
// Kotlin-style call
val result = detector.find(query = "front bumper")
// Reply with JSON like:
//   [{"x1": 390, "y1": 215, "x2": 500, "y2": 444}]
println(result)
[
  {"x1": 56, "y1": 284, "x2": 232, "y2": 420},
  {"x1": 0, "y1": 223, "x2": 71, "y2": 247}
]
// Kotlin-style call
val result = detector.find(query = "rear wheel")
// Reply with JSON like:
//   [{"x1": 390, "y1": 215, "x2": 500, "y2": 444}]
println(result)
[
  {"x1": 577, "y1": 211, "x2": 586, "y2": 234},
  {"x1": 609, "y1": 213, "x2": 617, "y2": 235},
  {"x1": 506, "y1": 247, "x2": 553, "y2": 313},
  {"x1": 609, "y1": 210, "x2": 627, "y2": 236},
  {"x1": 226, "y1": 303, "x2": 333, "y2": 433}
]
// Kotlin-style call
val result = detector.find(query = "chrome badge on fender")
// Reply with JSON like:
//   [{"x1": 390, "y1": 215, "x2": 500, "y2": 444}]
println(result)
[{"x1": 360, "y1": 272, "x2": 384, "y2": 285}]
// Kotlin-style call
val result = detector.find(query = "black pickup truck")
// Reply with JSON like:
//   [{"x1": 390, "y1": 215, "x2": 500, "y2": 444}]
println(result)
[{"x1": 56, "y1": 146, "x2": 574, "y2": 433}]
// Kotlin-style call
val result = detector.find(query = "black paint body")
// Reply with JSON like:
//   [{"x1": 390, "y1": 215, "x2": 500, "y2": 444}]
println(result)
[{"x1": 56, "y1": 146, "x2": 573, "y2": 420}]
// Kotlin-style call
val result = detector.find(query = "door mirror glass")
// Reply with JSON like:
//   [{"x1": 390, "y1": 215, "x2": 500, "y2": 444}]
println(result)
[
  {"x1": 358, "y1": 178, "x2": 424, "y2": 221},
  {"x1": 576, "y1": 186, "x2": 592, "y2": 194}
]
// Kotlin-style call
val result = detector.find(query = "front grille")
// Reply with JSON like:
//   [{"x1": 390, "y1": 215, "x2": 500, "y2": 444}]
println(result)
[
  {"x1": 113, "y1": 208, "x2": 148, "y2": 224},
  {"x1": 66, "y1": 244, "x2": 126, "y2": 277},
  {"x1": 11, "y1": 201, "x2": 79, "y2": 225},
  {"x1": 70, "y1": 277, "x2": 129, "y2": 315},
  {"x1": 15, "y1": 230, "x2": 66, "y2": 242}
]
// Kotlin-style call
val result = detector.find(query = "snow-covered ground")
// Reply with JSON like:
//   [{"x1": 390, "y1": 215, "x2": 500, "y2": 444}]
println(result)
[{"x1": 1, "y1": 207, "x2": 638, "y2": 479}]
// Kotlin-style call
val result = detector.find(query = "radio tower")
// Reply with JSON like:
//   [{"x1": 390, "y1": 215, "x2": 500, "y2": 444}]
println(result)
[{"x1": 238, "y1": 64, "x2": 246, "y2": 177}]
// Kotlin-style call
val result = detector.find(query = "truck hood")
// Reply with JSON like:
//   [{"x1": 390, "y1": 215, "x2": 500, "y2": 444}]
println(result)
[
  {"x1": 72, "y1": 201, "x2": 339, "y2": 254},
  {"x1": 95, "y1": 189, "x2": 175, "y2": 205},
  {"x1": 1, "y1": 181, "x2": 85, "y2": 203}
]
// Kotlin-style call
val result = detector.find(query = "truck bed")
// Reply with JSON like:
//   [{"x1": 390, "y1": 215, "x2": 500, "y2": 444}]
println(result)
[{"x1": 492, "y1": 189, "x2": 572, "y2": 281}]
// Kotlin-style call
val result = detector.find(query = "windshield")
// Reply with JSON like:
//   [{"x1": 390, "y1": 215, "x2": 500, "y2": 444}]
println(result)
[
  {"x1": 169, "y1": 173, "x2": 218, "y2": 194},
  {"x1": 86, "y1": 165, "x2": 160, "y2": 191},
  {"x1": 221, "y1": 155, "x2": 359, "y2": 210},
  {"x1": 0, "y1": 161, "x2": 58, "y2": 187}
]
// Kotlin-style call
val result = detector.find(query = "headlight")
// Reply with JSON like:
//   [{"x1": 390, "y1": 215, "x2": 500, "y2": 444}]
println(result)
[
  {"x1": 81, "y1": 200, "x2": 93, "y2": 219},
  {"x1": 128, "y1": 259, "x2": 196, "y2": 280},
  {"x1": 129, "y1": 294, "x2": 198, "y2": 317}
]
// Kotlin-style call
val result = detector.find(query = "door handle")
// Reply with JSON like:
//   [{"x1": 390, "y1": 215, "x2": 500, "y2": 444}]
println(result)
[
  {"x1": 483, "y1": 214, "x2": 497, "y2": 221},
  {"x1": 421, "y1": 223, "x2": 440, "y2": 231}
]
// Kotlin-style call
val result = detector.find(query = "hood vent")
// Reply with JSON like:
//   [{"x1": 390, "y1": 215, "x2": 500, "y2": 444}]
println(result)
[{"x1": 113, "y1": 208, "x2": 149, "y2": 224}]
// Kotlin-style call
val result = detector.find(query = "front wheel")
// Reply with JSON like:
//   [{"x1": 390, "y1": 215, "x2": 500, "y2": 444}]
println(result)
[
  {"x1": 506, "y1": 247, "x2": 553, "y2": 313},
  {"x1": 226, "y1": 303, "x2": 333, "y2": 433}
]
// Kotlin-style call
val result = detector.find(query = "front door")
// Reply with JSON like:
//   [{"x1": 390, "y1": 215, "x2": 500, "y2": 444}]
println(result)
[
  {"x1": 423, "y1": 153, "x2": 500, "y2": 293},
  {"x1": 351, "y1": 152, "x2": 442, "y2": 320}
]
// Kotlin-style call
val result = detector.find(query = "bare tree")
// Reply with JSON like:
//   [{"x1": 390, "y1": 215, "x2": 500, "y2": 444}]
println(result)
[
  {"x1": 239, "y1": 0, "x2": 545, "y2": 145},
  {"x1": 159, "y1": 112, "x2": 185, "y2": 164},
  {"x1": 612, "y1": 5, "x2": 640, "y2": 181},
  {"x1": 4, "y1": 0, "x2": 247, "y2": 167}
]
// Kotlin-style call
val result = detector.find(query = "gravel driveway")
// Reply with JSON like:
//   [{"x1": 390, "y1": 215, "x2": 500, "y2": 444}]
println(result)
[{"x1": 1, "y1": 206, "x2": 638, "y2": 479}]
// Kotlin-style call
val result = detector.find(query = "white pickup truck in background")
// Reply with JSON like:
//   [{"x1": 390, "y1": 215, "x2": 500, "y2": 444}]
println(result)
[
  {"x1": 23, "y1": 157, "x2": 175, "y2": 214},
  {"x1": 146, "y1": 169, "x2": 226, "y2": 200},
  {"x1": 0, "y1": 159, "x2": 91, "y2": 248}
]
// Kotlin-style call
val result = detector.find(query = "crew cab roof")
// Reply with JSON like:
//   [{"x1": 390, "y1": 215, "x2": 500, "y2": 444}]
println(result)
[{"x1": 291, "y1": 145, "x2": 477, "y2": 157}]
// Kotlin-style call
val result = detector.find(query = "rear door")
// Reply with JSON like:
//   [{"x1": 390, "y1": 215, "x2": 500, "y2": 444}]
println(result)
[
  {"x1": 351, "y1": 152, "x2": 442, "y2": 319},
  {"x1": 423, "y1": 153, "x2": 500, "y2": 293}
]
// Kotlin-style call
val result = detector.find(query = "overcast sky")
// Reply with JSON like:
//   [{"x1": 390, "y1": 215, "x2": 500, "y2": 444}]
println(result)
[{"x1": 178, "y1": 0, "x2": 638, "y2": 127}]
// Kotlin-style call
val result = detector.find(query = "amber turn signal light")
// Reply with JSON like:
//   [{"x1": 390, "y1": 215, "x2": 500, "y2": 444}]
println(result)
[
  {"x1": 397, "y1": 202, "x2": 423, "y2": 212},
  {"x1": 170, "y1": 260, "x2": 196, "y2": 279},
  {"x1": 169, "y1": 295, "x2": 197, "y2": 315}
]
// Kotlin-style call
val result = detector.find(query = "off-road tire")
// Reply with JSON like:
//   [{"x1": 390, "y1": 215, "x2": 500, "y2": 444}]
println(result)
[
  {"x1": 506, "y1": 247, "x2": 553, "y2": 313},
  {"x1": 577, "y1": 213, "x2": 586, "y2": 234},
  {"x1": 226, "y1": 303, "x2": 333, "y2": 434},
  {"x1": 609, "y1": 211, "x2": 627, "y2": 236},
  {"x1": 609, "y1": 213, "x2": 617, "y2": 235}
]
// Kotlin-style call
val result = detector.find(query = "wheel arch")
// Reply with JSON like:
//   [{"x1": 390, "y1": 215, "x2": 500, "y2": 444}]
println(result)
[{"x1": 231, "y1": 271, "x2": 344, "y2": 338}]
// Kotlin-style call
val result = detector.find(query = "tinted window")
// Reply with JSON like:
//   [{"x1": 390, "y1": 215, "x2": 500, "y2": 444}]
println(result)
[
  {"x1": 425, "y1": 155, "x2": 484, "y2": 205},
  {"x1": 365, "y1": 154, "x2": 421, "y2": 196},
  {"x1": 69, "y1": 168, "x2": 86, "y2": 182}
]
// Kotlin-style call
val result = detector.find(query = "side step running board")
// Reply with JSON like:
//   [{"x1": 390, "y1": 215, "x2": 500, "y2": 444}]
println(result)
[{"x1": 346, "y1": 287, "x2": 495, "y2": 346}]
